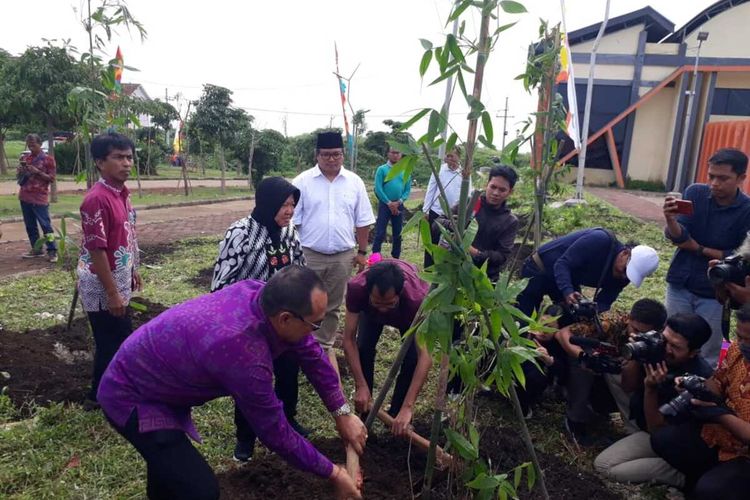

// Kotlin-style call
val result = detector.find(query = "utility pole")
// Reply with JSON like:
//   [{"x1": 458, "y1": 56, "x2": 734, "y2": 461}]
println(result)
[
  {"x1": 496, "y1": 97, "x2": 514, "y2": 150},
  {"x1": 673, "y1": 31, "x2": 709, "y2": 192}
]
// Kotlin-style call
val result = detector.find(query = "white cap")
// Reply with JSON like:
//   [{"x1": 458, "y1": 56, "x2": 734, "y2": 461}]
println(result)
[{"x1": 626, "y1": 245, "x2": 659, "y2": 288}]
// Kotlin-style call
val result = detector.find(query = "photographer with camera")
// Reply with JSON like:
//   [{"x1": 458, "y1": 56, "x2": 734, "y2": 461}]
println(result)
[
  {"x1": 516, "y1": 228, "x2": 659, "y2": 325},
  {"x1": 663, "y1": 148, "x2": 750, "y2": 367},
  {"x1": 649, "y1": 305, "x2": 750, "y2": 498},
  {"x1": 594, "y1": 313, "x2": 712, "y2": 488},
  {"x1": 557, "y1": 299, "x2": 667, "y2": 445}
]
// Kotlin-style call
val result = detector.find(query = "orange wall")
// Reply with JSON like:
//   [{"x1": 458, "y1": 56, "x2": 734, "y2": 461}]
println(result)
[{"x1": 696, "y1": 121, "x2": 750, "y2": 192}]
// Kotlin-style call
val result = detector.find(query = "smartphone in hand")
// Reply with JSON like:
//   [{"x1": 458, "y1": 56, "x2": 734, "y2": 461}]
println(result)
[{"x1": 674, "y1": 199, "x2": 694, "y2": 216}]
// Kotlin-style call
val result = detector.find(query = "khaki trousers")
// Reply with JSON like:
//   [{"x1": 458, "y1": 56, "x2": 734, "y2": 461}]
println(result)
[{"x1": 303, "y1": 247, "x2": 355, "y2": 350}]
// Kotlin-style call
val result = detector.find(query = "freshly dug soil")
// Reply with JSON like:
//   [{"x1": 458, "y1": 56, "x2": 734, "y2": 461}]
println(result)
[
  {"x1": 218, "y1": 420, "x2": 621, "y2": 500},
  {"x1": 0, "y1": 298, "x2": 167, "y2": 416},
  {"x1": 218, "y1": 430, "x2": 429, "y2": 500}
]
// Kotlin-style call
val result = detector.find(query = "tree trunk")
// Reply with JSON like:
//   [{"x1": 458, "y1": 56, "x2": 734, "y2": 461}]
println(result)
[
  {"x1": 219, "y1": 146, "x2": 226, "y2": 194},
  {"x1": 0, "y1": 132, "x2": 8, "y2": 175},
  {"x1": 247, "y1": 131, "x2": 256, "y2": 187},
  {"x1": 47, "y1": 124, "x2": 58, "y2": 203}
]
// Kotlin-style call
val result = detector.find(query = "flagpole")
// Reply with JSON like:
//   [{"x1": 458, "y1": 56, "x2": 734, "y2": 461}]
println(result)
[
  {"x1": 437, "y1": 0, "x2": 461, "y2": 161},
  {"x1": 573, "y1": 0, "x2": 611, "y2": 201}
]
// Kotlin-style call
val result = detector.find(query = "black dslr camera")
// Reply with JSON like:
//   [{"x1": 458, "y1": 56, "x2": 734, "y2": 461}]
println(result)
[
  {"x1": 708, "y1": 254, "x2": 750, "y2": 288},
  {"x1": 621, "y1": 330, "x2": 665, "y2": 364},
  {"x1": 565, "y1": 297, "x2": 598, "y2": 320},
  {"x1": 659, "y1": 375, "x2": 722, "y2": 418}
]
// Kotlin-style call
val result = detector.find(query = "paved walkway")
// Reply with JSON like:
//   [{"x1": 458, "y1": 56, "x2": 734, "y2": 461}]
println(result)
[
  {"x1": 0, "y1": 178, "x2": 251, "y2": 196},
  {"x1": 0, "y1": 199, "x2": 253, "y2": 279},
  {"x1": 588, "y1": 187, "x2": 664, "y2": 224}
]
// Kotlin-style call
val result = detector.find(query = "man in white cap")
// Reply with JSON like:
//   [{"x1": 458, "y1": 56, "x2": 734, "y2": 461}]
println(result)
[{"x1": 515, "y1": 227, "x2": 659, "y2": 324}]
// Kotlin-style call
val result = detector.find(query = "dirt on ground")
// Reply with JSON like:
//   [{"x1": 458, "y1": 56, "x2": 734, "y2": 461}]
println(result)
[
  {"x1": 0, "y1": 299, "x2": 167, "y2": 416},
  {"x1": 218, "y1": 417, "x2": 621, "y2": 500}
]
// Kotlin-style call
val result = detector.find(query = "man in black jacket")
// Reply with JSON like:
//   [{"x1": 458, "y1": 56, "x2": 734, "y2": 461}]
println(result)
[{"x1": 468, "y1": 165, "x2": 520, "y2": 281}]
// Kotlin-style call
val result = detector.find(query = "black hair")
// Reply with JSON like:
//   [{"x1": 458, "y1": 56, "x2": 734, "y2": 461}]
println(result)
[
  {"x1": 365, "y1": 261, "x2": 405, "y2": 295},
  {"x1": 709, "y1": 148, "x2": 748, "y2": 176},
  {"x1": 666, "y1": 313, "x2": 712, "y2": 351},
  {"x1": 260, "y1": 265, "x2": 325, "y2": 317},
  {"x1": 91, "y1": 132, "x2": 135, "y2": 161},
  {"x1": 25, "y1": 133, "x2": 42, "y2": 144},
  {"x1": 629, "y1": 298, "x2": 667, "y2": 330},
  {"x1": 488, "y1": 165, "x2": 518, "y2": 189},
  {"x1": 736, "y1": 304, "x2": 750, "y2": 324}
]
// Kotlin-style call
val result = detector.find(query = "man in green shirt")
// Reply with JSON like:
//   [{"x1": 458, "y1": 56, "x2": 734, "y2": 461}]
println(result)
[{"x1": 372, "y1": 147, "x2": 411, "y2": 259}]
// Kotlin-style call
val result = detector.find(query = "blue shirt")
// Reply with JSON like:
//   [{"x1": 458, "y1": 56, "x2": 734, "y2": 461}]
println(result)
[
  {"x1": 374, "y1": 163, "x2": 411, "y2": 204},
  {"x1": 536, "y1": 228, "x2": 627, "y2": 312},
  {"x1": 666, "y1": 184, "x2": 750, "y2": 298}
]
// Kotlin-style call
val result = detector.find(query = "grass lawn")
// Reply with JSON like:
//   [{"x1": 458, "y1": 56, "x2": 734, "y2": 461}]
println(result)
[
  {"x1": 0, "y1": 186, "x2": 253, "y2": 219},
  {"x1": 0, "y1": 186, "x2": 678, "y2": 499}
]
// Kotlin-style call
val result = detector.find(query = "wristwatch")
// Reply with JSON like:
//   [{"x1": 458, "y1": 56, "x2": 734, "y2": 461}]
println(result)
[
  {"x1": 331, "y1": 403, "x2": 352, "y2": 417},
  {"x1": 357, "y1": 249, "x2": 368, "y2": 256}
]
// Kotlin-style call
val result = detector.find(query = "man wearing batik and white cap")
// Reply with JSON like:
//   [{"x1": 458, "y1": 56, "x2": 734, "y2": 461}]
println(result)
[
  {"x1": 293, "y1": 131, "x2": 376, "y2": 373},
  {"x1": 516, "y1": 227, "x2": 659, "y2": 324}
]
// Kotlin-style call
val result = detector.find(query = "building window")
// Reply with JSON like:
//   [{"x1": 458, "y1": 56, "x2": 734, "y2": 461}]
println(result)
[{"x1": 711, "y1": 89, "x2": 750, "y2": 117}]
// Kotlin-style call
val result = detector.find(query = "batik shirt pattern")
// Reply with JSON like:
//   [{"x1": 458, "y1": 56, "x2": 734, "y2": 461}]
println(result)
[{"x1": 77, "y1": 180, "x2": 139, "y2": 312}]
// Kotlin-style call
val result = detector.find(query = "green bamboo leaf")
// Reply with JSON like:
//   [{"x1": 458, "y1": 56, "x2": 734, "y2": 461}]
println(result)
[
  {"x1": 427, "y1": 110, "x2": 441, "y2": 140},
  {"x1": 510, "y1": 358, "x2": 526, "y2": 387},
  {"x1": 446, "y1": 34, "x2": 465, "y2": 64},
  {"x1": 513, "y1": 464, "x2": 522, "y2": 489},
  {"x1": 500, "y1": 1, "x2": 527, "y2": 14},
  {"x1": 129, "y1": 301, "x2": 148, "y2": 312},
  {"x1": 448, "y1": 0, "x2": 473, "y2": 22},
  {"x1": 445, "y1": 428, "x2": 478, "y2": 460},
  {"x1": 428, "y1": 65, "x2": 459, "y2": 87},
  {"x1": 419, "y1": 38, "x2": 433, "y2": 50},
  {"x1": 527, "y1": 462, "x2": 537, "y2": 490},
  {"x1": 397, "y1": 108, "x2": 430, "y2": 131},
  {"x1": 469, "y1": 423, "x2": 480, "y2": 450},
  {"x1": 494, "y1": 21, "x2": 518, "y2": 37},
  {"x1": 446, "y1": 132, "x2": 459, "y2": 153},
  {"x1": 419, "y1": 50, "x2": 433, "y2": 78},
  {"x1": 466, "y1": 472, "x2": 500, "y2": 490},
  {"x1": 481, "y1": 111, "x2": 494, "y2": 145}
]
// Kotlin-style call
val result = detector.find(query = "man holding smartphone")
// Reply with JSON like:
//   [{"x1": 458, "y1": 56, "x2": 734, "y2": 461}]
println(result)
[{"x1": 664, "y1": 148, "x2": 750, "y2": 366}]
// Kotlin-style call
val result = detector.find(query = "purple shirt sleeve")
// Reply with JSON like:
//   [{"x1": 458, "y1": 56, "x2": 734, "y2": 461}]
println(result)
[
  {"x1": 293, "y1": 335, "x2": 347, "y2": 412},
  {"x1": 206, "y1": 335, "x2": 335, "y2": 478}
]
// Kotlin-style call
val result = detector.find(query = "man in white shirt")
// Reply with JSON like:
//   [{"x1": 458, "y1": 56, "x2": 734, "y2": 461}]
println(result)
[
  {"x1": 421, "y1": 147, "x2": 472, "y2": 267},
  {"x1": 293, "y1": 131, "x2": 376, "y2": 372}
]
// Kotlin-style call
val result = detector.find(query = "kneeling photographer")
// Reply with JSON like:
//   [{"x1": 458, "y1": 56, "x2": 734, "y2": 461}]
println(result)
[
  {"x1": 594, "y1": 313, "x2": 712, "y2": 488},
  {"x1": 650, "y1": 305, "x2": 750, "y2": 498},
  {"x1": 557, "y1": 299, "x2": 667, "y2": 445},
  {"x1": 708, "y1": 234, "x2": 750, "y2": 310}
]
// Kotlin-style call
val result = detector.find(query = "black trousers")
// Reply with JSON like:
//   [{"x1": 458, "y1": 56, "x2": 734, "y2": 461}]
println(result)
[
  {"x1": 423, "y1": 210, "x2": 442, "y2": 268},
  {"x1": 357, "y1": 312, "x2": 417, "y2": 416},
  {"x1": 88, "y1": 309, "x2": 133, "y2": 401},
  {"x1": 112, "y1": 410, "x2": 219, "y2": 500},
  {"x1": 651, "y1": 420, "x2": 750, "y2": 498},
  {"x1": 234, "y1": 351, "x2": 300, "y2": 443}
]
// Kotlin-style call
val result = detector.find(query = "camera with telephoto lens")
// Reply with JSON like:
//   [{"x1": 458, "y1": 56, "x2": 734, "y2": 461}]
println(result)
[
  {"x1": 621, "y1": 330, "x2": 665, "y2": 364},
  {"x1": 659, "y1": 375, "x2": 722, "y2": 418},
  {"x1": 708, "y1": 254, "x2": 750, "y2": 288},
  {"x1": 565, "y1": 297, "x2": 598, "y2": 320}
]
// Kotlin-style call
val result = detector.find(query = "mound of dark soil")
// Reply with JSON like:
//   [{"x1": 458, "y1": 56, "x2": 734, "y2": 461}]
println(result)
[
  {"x1": 0, "y1": 298, "x2": 167, "y2": 416},
  {"x1": 218, "y1": 419, "x2": 622, "y2": 500},
  {"x1": 188, "y1": 266, "x2": 214, "y2": 291}
]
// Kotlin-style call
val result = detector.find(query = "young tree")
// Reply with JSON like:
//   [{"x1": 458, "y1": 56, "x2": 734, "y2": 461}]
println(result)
[
  {"x1": 0, "y1": 49, "x2": 26, "y2": 175},
  {"x1": 190, "y1": 84, "x2": 241, "y2": 193},
  {"x1": 13, "y1": 45, "x2": 88, "y2": 201}
]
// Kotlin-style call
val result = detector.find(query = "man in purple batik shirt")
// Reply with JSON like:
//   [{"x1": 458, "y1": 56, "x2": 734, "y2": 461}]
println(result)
[{"x1": 98, "y1": 266, "x2": 365, "y2": 500}]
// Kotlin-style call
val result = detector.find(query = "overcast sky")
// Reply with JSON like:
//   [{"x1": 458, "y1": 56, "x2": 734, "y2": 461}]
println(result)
[{"x1": 3, "y1": 0, "x2": 715, "y2": 139}]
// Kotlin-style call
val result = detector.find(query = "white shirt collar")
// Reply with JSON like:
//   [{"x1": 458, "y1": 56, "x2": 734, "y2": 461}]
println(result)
[{"x1": 313, "y1": 164, "x2": 350, "y2": 180}]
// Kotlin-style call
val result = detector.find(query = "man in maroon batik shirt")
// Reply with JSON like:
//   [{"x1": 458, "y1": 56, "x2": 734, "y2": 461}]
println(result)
[
  {"x1": 17, "y1": 133, "x2": 57, "y2": 262},
  {"x1": 76, "y1": 132, "x2": 141, "y2": 409}
]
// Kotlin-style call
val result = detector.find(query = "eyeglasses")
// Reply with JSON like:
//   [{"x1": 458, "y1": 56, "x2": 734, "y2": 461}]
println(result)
[
  {"x1": 290, "y1": 311, "x2": 323, "y2": 331},
  {"x1": 319, "y1": 152, "x2": 343, "y2": 160}
]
